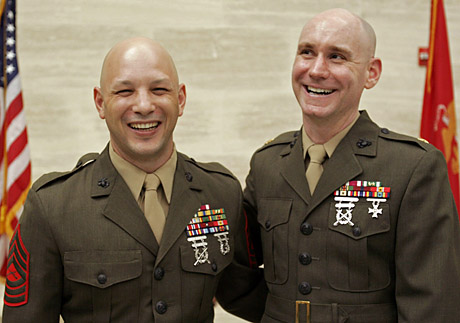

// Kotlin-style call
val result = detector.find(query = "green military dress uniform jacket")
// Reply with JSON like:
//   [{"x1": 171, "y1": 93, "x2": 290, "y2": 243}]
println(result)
[
  {"x1": 244, "y1": 111, "x2": 460, "y2": 322},
  {"x1": 3, "y1": 145, "x2": 264, "y2": 322}
]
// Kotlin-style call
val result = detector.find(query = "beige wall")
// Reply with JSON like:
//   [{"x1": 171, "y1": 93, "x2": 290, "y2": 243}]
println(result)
[{"x1": 17, "y1": 0, "x2": 460, "y2": 183}]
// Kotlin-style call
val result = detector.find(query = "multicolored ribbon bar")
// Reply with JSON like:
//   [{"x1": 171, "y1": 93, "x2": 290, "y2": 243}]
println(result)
[
  {"x1": 334, "y1": 181, "x2": 391, "y2": 198},
  {"x1": 186, "y1": 205, "x2": 229, "y2": 237}
]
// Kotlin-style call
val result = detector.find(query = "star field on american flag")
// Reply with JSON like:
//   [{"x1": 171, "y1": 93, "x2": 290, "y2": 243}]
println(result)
[{"x1": 0, "y1": 1, "x2": 19, "y2": 88}]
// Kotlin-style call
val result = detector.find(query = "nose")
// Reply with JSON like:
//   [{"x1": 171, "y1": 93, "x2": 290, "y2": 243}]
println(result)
[
  {"x1": 308, "y1": 55, "x2": 329, "y2": 79},
  {"x1": 132, "y1": 90, "x2": 155, "y2": 115}
]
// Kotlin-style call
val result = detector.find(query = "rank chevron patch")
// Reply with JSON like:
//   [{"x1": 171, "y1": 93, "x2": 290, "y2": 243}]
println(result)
[{"x1": 4, "y1": 224, "x2": 30, "y2": 307}]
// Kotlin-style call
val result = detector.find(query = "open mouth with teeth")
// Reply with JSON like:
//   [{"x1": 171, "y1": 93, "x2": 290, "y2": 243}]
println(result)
[
  {"x1": 306, "y1": 86, "x2": 335, "y2": 95},
  {"x1": 129, "y1": 122, "x2": 160, "y2": 131}
]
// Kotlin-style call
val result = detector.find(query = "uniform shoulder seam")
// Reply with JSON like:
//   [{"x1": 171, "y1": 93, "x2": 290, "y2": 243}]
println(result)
[
  {"x1": 379, "y1": 129, "x2": 431, "y2": 151},
  {"x1": 256, "y1": 130, "x2": 299, "y2": 153},
  {"x1": 186, "y1": 159, "x2": 237, "y2": 180},
  {"x1": 34, "y1": 152, "x2": 99, "y2": 190}
]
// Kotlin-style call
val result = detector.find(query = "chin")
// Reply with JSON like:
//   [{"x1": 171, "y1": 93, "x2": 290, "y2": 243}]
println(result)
[{"x1": 301, "y1": 105, "x2": 328, "y2": 117}]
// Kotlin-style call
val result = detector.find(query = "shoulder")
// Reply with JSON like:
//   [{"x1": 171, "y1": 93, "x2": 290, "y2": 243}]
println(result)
[
  {"x1": 357, "y1": 111, "x2": 436, "y2": 154},
  {"x1": 254, "y1": 130, "x2": 300, "y2": 154},
  {"x1": 33, "y1": 152, "x2": 100, "y2": 191},
  {"x1": 180, "y1": 152, "x2": 238, "y2": 181},
  {"x1": 378, "y1": 127, "x2": 435, "y2": 152}
]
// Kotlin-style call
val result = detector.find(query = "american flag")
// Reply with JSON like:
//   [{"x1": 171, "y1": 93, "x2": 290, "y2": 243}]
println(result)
[{"x1": 0, "y1": 0, "x2": 31, "y2": 277}]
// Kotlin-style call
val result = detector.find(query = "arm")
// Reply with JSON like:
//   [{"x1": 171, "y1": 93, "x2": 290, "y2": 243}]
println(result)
[
  {"x1": 395, "y1": 149, "x2": 460, "y2": 322},
  {"x1": 2, "y1": 188, "x2": 62, "y2": 322},
  {"x1": 216, "y1": 179, "x2": 267, "y2": 322}
]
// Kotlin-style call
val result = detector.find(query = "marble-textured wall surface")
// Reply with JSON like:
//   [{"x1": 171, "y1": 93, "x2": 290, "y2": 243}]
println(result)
[
  {"x1": 3, "y1": 0, "x2": 460, "y2": 321},
  {"x1": 17, "y1": 0, "x2": 460, "y2": 183}
]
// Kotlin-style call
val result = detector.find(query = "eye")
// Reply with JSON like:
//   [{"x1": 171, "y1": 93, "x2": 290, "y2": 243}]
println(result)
[
  {"x1": 330, "y1": 53, "x2": 346, "y2": 61},
  {"x1": 152, "y1": 87, "x2": 170, "y2": 95},
  {"x1": 299, "y1": 48, "x2": 313, "y2": 56},
  {"x1": 115, "y1": 89, "x2": 133, "y2": 96}
]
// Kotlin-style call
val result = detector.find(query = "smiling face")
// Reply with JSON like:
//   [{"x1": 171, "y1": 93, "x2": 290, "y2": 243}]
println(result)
[
  {"x1": 94, "y1": 38, "x2": 186, "y2": 172},
  {"x1": 292, "y1": 9, "x2": 381, "y2": 129}
]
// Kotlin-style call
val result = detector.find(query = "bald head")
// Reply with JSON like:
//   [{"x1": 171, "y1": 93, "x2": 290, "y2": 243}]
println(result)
[
  {"x1": 93, "y1": 37, "x2": 187, "y2": 173},
  {"x1": 99, "y1": 37, "x2": 179, "y2": 93},
  {"x1": 302, "y1": 8, "x2": 377, "y2": 59},
  {"x1": 291, "y1": 8, "x2": 382, "y2": 140}
]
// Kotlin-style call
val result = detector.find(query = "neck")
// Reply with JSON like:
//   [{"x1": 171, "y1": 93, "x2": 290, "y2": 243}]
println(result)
[
  {"x1": 303, "y1": 111, "x2": 359, "y2": 144},
  {"x1": 111, "y1": 143, "x2": 174, "y2": 174}
]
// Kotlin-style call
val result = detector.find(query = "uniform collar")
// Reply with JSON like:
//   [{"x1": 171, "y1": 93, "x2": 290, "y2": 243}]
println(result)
[
  {"x1": 109, "y1": 143, "x2": 177, "y2": 205},
  {"x1": 302, "y1": 112, "x2": 360, "y2": 159}
]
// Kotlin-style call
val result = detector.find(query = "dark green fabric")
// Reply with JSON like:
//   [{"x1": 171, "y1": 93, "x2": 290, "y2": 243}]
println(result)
[{"x1": 244, "y1": 110, "x2": 460, "y2": 322}]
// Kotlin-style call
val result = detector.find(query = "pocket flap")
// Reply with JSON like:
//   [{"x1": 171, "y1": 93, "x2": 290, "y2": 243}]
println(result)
[
  {"x1": 64, "y1": 250, "x2": 142, "y2": 288},
  {"x1": 257, "y1": 198, "x2": 292, "y2": 231}
]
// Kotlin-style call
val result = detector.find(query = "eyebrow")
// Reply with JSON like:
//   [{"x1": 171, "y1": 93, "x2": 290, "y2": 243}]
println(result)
[
  {"x1": 297, "y1": 42, "x2": 314, "y2": 50},
  {"x1": 111, "y1": 78, "x2": 173, "y2": 88},
  {"x1": 329, "y1": 45, "x2": 353, "y2": 57},
  {"x1": 298, "y1": 42, "x2": 353, "y2": 57}
]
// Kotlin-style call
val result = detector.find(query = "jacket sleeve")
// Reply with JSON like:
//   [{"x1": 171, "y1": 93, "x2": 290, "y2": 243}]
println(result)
[
  {"x1": 395, "y1": 148, "x2": 460, "y2": 322},
  {"x1": 2, "y1": 188, "x2": 62, "y2": 322},
  {"x1": 242, "y1": 154, "x2": 264, "y2": 266},
  {"x1": 215, "y1": 178, "x2": 267, "y2": 322}
]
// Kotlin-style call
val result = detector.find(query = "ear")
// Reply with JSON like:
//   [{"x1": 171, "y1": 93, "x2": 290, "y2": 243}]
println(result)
[
  {"x1": 93, "y1": 87, "x2": 105, "y2": 119},
  {"x1": 177, "y1": 83, "x2": 186, "y2": 117},
  {"x1": 364, "y1": 57, "x2": 382, "y2": 89}
]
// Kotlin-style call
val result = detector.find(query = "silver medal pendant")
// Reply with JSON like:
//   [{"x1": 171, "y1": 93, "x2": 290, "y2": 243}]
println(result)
[
  {"x1": 367, "y1": 198, "x2": 386, "y2": 218},
  {"x1": 214, "y1": 232, "x2": 230, "y2": 255}
]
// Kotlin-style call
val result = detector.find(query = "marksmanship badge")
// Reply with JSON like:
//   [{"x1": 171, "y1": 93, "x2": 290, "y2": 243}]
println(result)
[{"x1": 334, "y1": 196, "x2": 359, "y2": 226}]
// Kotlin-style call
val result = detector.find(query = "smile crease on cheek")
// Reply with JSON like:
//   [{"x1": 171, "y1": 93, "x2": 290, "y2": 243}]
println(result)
[{"x1": 129, "y1": 122, "x2": 160, "y2": 130}]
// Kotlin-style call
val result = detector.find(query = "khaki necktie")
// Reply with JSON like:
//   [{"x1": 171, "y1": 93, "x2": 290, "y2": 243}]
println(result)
[
  {"x1": 143, "y1": 173, "x2": 165, "y2": 243},
  {"x1": 306, "y1": 144, "x2": 327, "y2": 194}
]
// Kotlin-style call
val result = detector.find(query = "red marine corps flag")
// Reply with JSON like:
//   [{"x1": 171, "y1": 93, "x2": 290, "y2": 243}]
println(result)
[
  {"x1": 420, "y1": 0, "x2": 459, "y2": 212},
  {"x1": 0, "y1": 0, "x2": 32, "y2": 278}
]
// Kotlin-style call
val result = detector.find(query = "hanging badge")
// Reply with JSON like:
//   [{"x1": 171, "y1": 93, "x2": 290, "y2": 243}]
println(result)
[
  {"x1": 187, "y1": 235, "x2": 211, "y2": 266},
  {"x1": 334, "y1": 196, "x2": 359, "y2": 226},
  {"x1": 214, "y1": 232, "x2": 230, "y2": 255},
  {"x1": 367, "y1": 198, "x2": 387, "y2": 218}
]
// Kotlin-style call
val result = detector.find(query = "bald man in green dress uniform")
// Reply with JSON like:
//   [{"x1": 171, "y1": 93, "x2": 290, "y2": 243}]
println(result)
[
  {"x1": 2, "y1": 37, "x2": 265, "y2": 322},
  {"x1": 243, "y1": 9, "x2": 460, "y2": 323}
]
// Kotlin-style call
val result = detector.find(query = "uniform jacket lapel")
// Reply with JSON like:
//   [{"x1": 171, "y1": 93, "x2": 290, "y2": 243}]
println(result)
[
  {"x1": 309, "y1": 111, "x2": 379, "y2": 213},
  {"x1": 91, "y1": 146, "x2": 159, "y2": 255},
  {"x1": 281, "y1": 111, "x2": 379, "y2": 215},
  {"x1": 279, "y1": 135, "x2": 311, "y2": 206},
  {"x1": 156, "y1": 153, "x2": 202, "y2": 264}
]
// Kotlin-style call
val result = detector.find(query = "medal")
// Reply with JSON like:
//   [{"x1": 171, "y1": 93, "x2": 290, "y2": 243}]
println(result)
[
  {"x1": 334, "y1": 181, "x2": 391, "y2": 225},
  {"x1": 214, "y1": 232, "x2": 230, "y2": 255},
  {"x1": 334, "y1": 196, "x2": 358, "y2": 226},
  {"x1": 187, "y1": 236, "x2": 211, "y2": 266},
  {"x1": 367, "y1": 198, "x2": 387, "y2": 218}
]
